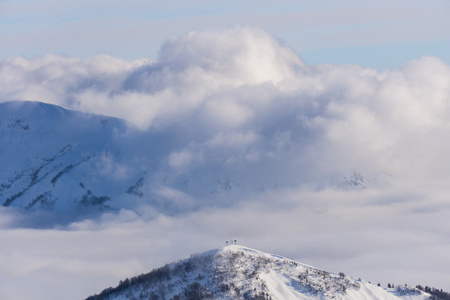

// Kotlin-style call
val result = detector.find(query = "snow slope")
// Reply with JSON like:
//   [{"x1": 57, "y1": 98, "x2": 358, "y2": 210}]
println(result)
[
  {"x1": 85, "y1": 245, "x2": 431, "y2": 300},
  {"x1": 0, "y1": 101, "x2": 142, "y2": 214}
]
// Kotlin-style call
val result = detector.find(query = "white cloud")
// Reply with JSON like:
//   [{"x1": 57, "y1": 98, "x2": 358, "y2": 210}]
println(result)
[
  {"x1": 168, "y1": 149, "x2": 198, "y2": 171},
  {"x1": 1, "y1": 27, "x2": 450, "y2": 186},
  {"x1": 96, "y1": 151, "x2": 132, "y2": 181},
  {"x1": 1, "y1": 27, "x2": 450, "y2": 183},
  {"x1": 158, "y1": 27, "x2": 304, "y2": 85},
  {"x1": 206, "y1": 131, "x2": 260, "y2": 148}
]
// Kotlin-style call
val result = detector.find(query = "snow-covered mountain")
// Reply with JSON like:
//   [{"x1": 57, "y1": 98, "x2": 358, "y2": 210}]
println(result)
[
  {"x1": 85, "y1": 245, "x2": 432, "y2": 300},
  {"x1": 0, "y1": 101, "x2": 249, "y2": 217},
  {"x1": 0, "y1": 100, "x2": 144, "y2": 214},
  {"x1": 0, "y1": 101, "x2": 248, "y2": 219}
]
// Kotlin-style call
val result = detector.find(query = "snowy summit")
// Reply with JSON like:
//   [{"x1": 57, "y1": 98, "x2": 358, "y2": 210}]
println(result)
[{"x1": 86, "y1": 245, "x2": 431, "y2": 300}]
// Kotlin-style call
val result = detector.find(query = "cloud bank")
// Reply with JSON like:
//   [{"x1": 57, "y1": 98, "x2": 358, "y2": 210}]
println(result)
[
  {"x1": 1, "y1": 27, "x2": 450, "y2": 184},
  {"x1": 1, "y1": 27, "x2": 450, "y2": 299}
]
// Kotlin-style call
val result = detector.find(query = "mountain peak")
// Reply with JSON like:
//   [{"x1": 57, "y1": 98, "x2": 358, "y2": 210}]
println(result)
[{"x1": 86, "y1": 246, "x2": 430, "y2": 300}]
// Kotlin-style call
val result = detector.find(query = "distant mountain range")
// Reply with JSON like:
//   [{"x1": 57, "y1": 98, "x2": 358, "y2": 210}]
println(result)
[{"x1": 85, "y1": 245, "x2": 441, "y2": 300}]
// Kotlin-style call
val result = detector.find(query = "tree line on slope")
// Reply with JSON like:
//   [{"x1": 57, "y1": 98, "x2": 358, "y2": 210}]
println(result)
[{"x1": 415, "y1": 285, "x2": 450, "y2": 300}]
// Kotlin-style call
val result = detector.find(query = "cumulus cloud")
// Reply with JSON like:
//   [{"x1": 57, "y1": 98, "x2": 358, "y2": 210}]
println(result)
[
  {"x1": 1, "y1": 27, "x2": 450, "y2": 299},
  {"x1": 2, "y1": 27, "x2": 449, "y2": 187}
]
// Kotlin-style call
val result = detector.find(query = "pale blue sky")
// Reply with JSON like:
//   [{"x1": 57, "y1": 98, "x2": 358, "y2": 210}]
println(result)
[{"x1": 1, "y1": 0, "x2": 449, "y2": 70}]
